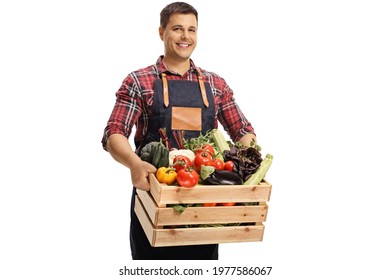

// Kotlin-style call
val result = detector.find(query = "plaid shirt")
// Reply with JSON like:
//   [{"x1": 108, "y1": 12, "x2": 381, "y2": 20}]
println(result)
[{"x1": 102, "y1": 56, "x2": 254, "y2": 149}]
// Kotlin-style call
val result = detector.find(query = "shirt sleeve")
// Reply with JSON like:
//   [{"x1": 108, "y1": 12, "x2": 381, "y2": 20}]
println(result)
[
  {"x1": 101, "y1": 74, "x2": 142, "y2": 150},
  {"x1": 217, "y1": 79, "x2": 255, "y2": 142}
]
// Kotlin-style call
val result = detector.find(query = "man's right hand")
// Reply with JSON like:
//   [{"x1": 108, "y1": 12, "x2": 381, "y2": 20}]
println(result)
[
  {"x1": 130, "y1": 160, "x2": 157, "y2": 191},
  {"x1": 106, "y1": 134, "x2": 157, "y2": 191}
]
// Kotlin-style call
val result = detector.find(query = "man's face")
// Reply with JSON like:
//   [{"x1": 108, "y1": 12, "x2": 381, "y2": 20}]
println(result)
[{"x1": 159, "y1": 13, "x2": 198, "y2": 62}]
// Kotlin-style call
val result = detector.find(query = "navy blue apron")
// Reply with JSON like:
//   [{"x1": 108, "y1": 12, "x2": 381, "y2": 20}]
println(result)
[{"x1": 130, "y1": 71, "x2": 218, "y2": 260}]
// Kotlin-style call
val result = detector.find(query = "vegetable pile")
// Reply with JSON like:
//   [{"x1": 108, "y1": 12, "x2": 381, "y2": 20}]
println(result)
[{"x1": 139, "y1": 128, "x2": 273, "y2": 200}]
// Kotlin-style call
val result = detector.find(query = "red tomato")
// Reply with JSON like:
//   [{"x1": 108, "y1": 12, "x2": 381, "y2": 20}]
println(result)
[
  {"x1": 212, "y1": 158, "x2": 224, "y2": 170},
  {"x1": 172, "y1": 155, "x2": 192, "y2": 172},
  {"x1": 176, "y1": 169, "x2": 199, "y2": 188},
  {"x1": 203, "y1": 202, "x2": 217, "y2": 207},
  {"x1": 202, "y1": 144, "x2": 215, "y2": 155},
  {"x1": 224, "y1": 160, "x2": 234, "y2": 171},
  {"x1": 195, "y1": 144, "x2": 215, "y2": 156},
  {"x1": 193, "y1": 151, "x2": 213, "y2": 172},
  {"x1": 218, "y1": 202, "x2": 236, "y2": 206}
]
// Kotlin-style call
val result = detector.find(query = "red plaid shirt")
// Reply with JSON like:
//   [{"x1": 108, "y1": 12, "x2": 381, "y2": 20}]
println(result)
[{"x1": 102, "y1": 56, "x2": 255, "y2": 149}]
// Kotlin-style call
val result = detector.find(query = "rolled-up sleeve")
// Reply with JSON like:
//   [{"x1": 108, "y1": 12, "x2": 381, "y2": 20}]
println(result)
[
  {"x1": 101, "y1": 75, "x2": 142, "y2": 150},
  {"x1": 217, "y1": 81, "x2": 255, "y2": 142}
]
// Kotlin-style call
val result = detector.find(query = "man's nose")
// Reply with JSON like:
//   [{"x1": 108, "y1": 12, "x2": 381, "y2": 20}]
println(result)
[{"x1": 181, "y1": 30, "x2": 189, "y2": 39}]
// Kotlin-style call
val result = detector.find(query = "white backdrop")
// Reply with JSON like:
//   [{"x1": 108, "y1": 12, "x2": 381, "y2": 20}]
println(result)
[{"x1": 1, "y1": 0, "x2": 389, "y2": 279}]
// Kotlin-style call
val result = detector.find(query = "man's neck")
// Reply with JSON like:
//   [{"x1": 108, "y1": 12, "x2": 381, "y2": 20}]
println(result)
[{"x1": 163, "y1": 57, "x2": 190, "y2": 76}]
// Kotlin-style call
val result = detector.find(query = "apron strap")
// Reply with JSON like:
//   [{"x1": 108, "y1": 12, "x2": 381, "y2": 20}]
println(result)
[
  {"x1": 161, "y1": 73, "x2": 169, "y2": 107},
  {"x1": 160, "y1": 69, "x2": 209, "y2": 108},
  {"x1": 198, "y1": 75, "x2": 209, "y2": 108}
]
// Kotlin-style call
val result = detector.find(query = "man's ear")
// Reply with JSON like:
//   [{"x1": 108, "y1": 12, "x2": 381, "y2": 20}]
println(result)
[{"x1": 159, "y1": 27, "x2": 164, "y2": 40}]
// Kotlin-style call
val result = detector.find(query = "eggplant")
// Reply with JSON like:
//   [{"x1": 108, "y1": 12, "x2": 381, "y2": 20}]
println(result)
[{"x1": 200, "y1": 165, "x2": 243, "y2": 185}]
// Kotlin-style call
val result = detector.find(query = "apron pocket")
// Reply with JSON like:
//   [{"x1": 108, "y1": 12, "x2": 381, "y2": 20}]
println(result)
[{"x1": 171, "y1": 106, "x2": 202, "y2": 131}]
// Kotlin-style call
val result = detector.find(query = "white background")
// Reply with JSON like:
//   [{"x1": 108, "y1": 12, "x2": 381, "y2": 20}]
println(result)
[{"x1": 1, "y1": 0, "x2": 389, "y2": 279}]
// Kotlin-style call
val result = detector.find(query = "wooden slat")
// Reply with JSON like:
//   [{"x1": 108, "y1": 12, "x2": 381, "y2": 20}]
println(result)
[
  {"x1": 153, "y1": 224, "x2": 264, "y2": 247},
  {"x1": 136, "y1": 189, "x2": 158, "y2": 224},
  {"x1": 134, "y1": 195, "x2": 155, "y2": 245},
  {"x1": 149, "y1": 173, "x2": 162, "y2": 205},
  {"x1": 149, "y1": 173, "x2": 272, "y2": 206},
  {"x1": 156, "y1": 204, "x2": 268, "y2": 226},
  {"x1": 259, "y1": 202, "x2": 269, "y2": 222}
]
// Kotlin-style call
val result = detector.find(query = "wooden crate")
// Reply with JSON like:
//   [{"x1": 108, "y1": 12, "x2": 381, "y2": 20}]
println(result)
[{"x1": 134, "y1": 173, "x2": 272, "y2": 247}]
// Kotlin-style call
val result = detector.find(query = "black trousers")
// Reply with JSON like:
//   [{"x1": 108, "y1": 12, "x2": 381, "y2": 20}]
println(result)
[{"x1": 130, "y1": 188, "x2": 219, "y2": 260}]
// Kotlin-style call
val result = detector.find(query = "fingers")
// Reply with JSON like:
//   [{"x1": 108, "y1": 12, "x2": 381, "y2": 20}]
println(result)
[
  {"x1": 146, "y1": 163, "x2": 157, "y2": 173},
  {"x1": 131, "y1": 162, "x2": 156, "y2": 191},
  {"x1": 136, "y1": 176, "x2": 151, "y2": 191},
  {"x1": 131, "y1": 171, "x2": 151, "y2": 191},
  {"x1": 129, "y1": 159, "x2": 159, "y2": 191}
]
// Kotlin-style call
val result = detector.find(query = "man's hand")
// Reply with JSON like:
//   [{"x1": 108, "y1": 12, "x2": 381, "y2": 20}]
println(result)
[
  {"x1": 239, "y1": 133, "x2": 257, "y2": 147},
  {"x1": 106, "y1": 134, "x2": 157, "y2": 190},
  {"x1": 130, "y1": 160, "x2": 157, "y2": 191}
]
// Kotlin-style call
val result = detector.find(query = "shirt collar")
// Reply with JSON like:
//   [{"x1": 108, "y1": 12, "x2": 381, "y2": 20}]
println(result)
[{"x1": 155, "y1": 56, "x2": 199, "y2": 76}]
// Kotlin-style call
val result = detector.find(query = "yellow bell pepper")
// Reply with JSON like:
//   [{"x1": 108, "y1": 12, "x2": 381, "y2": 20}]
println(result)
[{"x1": 156, "y1": 167, "x2": 177, "y2": 185}]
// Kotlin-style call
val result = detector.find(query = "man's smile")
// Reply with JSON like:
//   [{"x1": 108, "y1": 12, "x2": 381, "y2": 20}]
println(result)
[{"x1": 177, "y1": 43, "x2": 191, "y2": 48}]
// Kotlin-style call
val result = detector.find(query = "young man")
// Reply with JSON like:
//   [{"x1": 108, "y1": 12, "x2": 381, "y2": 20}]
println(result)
[{"x1": 102, "y1": 2, "x2": 256, "y2": 260}]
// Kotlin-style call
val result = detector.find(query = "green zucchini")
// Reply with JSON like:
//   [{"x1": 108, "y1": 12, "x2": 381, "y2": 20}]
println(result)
[
  {"x1": 244, "y1": 154, "x2": 273, "y2": 185},
  {"x1": 210, "y1": 129, "x2": 230, "y2": 153}
]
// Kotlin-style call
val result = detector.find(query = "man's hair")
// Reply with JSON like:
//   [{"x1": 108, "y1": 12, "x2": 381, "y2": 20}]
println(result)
[{"x1": 160, "y1": 2, "x2": 198, "y2": 28}]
